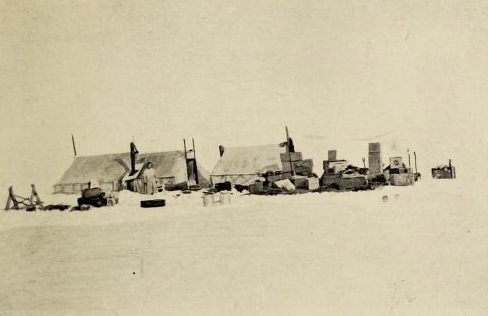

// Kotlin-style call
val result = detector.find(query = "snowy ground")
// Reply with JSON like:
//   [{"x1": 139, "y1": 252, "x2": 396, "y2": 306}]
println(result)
[{"x1": 1, "y1": 179, "x2": 487, "y2": 315}]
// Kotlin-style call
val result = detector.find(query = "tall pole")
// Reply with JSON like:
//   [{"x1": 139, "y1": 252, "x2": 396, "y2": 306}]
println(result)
[
  {"x1": 183, "y1": 139, "x2": 190, "y2": 184},
  {"x1": 183, "y1": 139, "x2": 188, "y2": 160},
  {"x1": 414, "y1": 151, "x2": 417, "y2": 173},
  {"x1": 407, "y1": 149, "x2": 411, "y2": 168},
  {"x1": 71, "y1": 134, "x2": 77, "y2": 157},
  {"x1": 285, "y1": 126, "x2": 295, "y2": 176},
  {"x1": 192, "y1": 138, "x2": 199, "y2": 185}
]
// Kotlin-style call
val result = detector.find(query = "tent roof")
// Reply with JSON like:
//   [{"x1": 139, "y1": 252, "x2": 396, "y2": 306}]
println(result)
[
  {"x1": 56, "y1": 151, "x2": 189, "y2": 185},
  {"x1": 211, "y1": 144, "x2": 286, "y2": 176}
]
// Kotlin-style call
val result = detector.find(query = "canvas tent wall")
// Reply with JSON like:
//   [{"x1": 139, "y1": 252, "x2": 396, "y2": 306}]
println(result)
[
  {"x1": 210, "y1": 144, "x2": 286, "y2": 186},
  {"x1": 54, "y1": 151, "x2": 209, "y2": 194}
]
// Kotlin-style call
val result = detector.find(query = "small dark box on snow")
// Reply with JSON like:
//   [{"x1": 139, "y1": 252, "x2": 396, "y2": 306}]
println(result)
[{"x1": 140, "y1": 199, "x2": 166, "y2": 208}]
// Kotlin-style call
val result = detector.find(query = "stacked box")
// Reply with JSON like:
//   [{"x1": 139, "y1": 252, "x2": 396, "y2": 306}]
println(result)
[
  {"x1": 295, "y1": 159, "x2": 313, "y2": 169},
  {"x1": 291, "y1": 176, "x2": 307, "y2": 189},
  {"x1": 369, "y1": 155, "x2": 381, "y2": 163},
  {"x1": 323, "y1": 160, "x2": 328, "y2": 171},
  {"x1": 249, "y1": 181, "x2": 264, "y2": 194},
  {"x1": 282, "y1": 161, "x2": 306, "y2": 172},
  {"x1": 266, "y1": 174, "x2": 285, "y2": 183},
  {"x1": 431, "y1": 168, "x2": 454, "y2": 179},
  {"x1": 282, "y1": 162, "x2": 294, "y2": 172},
  {"x1": 294, "y1": 159, "x2": 314, "y2": 176},
  {"x1": 390, "y1": 173, "x2": 414, "y2": 186},
  {"x1": 369, "y1": 162, "x2": 382, "y2": 174},
  {"x1": 368, "y1": 142, "x2": 381, "y2": 153},
  {"x1": 266, "y1": 172, "x2": 294, "y2": 183},
  {"x1": 338, "y1": 177, "x2": 368, "y2": 190},
  {"x1": 368, "y1": 152, "x2": 382, "y2": 175},
  {"x1": 328, "y1": 150, "x2": 337, "y2": 161},
  {"x1": 305, "y1": 177, "x2": 320, "y2": 191},
  {"x1": 321, "y1": 174, "x2": 341, "y2": 186},
  {"x1": 280, "y1": 152, "x2": 303, "y2": 162},
  {"x1": 368, "y1": 143, "x2": 382, "y2": 175}
]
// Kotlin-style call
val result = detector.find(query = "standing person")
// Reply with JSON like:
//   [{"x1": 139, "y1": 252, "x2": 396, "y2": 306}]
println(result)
[{"x1": 143, "y1": 162, "x2": 157, "y2": 195}]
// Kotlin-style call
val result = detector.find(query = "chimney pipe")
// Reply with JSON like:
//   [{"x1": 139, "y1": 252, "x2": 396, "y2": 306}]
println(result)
[
  {"x1": 130, "y1": 141, "x2": 139, "y2": 175},
  {"x1": 219, "y1": 145, "x2": 225, "y2": 157}
]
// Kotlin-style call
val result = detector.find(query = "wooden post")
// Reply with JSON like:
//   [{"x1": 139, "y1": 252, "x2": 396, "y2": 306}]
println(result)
[
  {"x1": 30, "y1": 184, "x2": 43, "y2": 210},
  {"x1": 285, "y1": 126, "x2": 295, "y2": 176},
  {"x1": 407, "y1": 149, "x2": 411, "y2": 168},
  {"x1": 183, "y1": 139, "x2": 189, "y2": 183},
  {"x1": 449, "y1": 159, "x2": 454, "y2": 178},
  {"x1": 414, "y1": 151, "x2": 417, "y2": 174},
  {"x1": 71, "y1": 134, "x2": 77, "y2": 157},
  {"x1": 5, "y1": 186, "x2": 19, "y2": 210},
  {"x1": 192, "y1": 138, "x2": 199, "y2": 185}
]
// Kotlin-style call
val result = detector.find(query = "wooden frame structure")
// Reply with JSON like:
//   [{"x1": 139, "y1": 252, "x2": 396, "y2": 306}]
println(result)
[{"x1": 5, "y1": 185, "x2": 44, "y2": 211}]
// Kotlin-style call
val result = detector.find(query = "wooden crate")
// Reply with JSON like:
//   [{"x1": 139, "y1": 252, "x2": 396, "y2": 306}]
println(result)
[
  {"x1": 305, "y1": 177, "x2": 320, "y2": 190},
  {"x1": 368, "y1": 158, "x2": 381, "y2": 165},
  {"x1": 291, "y1": 176, "x2": 307, "y2": 189},
  {"x1": 369, "y1": 162, "x2": 382, "y2": 175},
  {"x1": 328, "y1": 150, "x2": 337, "y2": 161},
  {"x1": 369, "y1": 154, "x2": 381, "y2": 159},
  {"x1": 280, "y1": 152, "x2": 303, "y2": 162},
  {"x1": 249, "y1": 181, "x2": 265, "y2": 194},
  {"x1": 266, "y1": 173, "x2": 291, "y2": 183},
  {"x1": 295, "y1": 159, "x2": 313, "y2": 169},
  {"x1": 390, "y1": 173, "x2": 414, "y2": 186},
  {"x1": 323, "y1": 160, "x2": 329, "y2": 171},
  {"x1": 368, "y1": 142, "x2": 381, "y2": 153},
  {"x1": 431, "y1": 168, "x2": 454, "y2": 179},
  {"x1": 321, "y1": 174, "x2": 341, "y2": 186},
  {"x1": 290, "y1": 159, "x2": 313, "y2": 176},
  {"x1": 338, "y1": 176, "x2": 368, "y2": 190}
]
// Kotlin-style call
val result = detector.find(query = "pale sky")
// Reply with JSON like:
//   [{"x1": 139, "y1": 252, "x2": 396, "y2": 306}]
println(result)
[{"x1": 1, "y1": 0, "x2": 487, "y2": 196}]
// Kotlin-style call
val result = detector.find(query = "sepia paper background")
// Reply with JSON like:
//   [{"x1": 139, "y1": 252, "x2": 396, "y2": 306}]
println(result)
[{"x1": 1, "y1": 0, "x2": 487, "y2": 315}]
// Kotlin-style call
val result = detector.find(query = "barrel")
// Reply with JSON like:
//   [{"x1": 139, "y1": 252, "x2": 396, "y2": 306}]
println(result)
[
  {"x1": 202, "y1": 194, "x2": 213, "y2": 207},
  {"x1": 220, "y1": 192, "x2": 231, "y2": 205}
]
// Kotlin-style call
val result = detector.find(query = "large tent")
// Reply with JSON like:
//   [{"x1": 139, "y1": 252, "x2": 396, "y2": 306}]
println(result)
[
  {"x1": 210, "y1": 144, "x2": 286, "y2": 186},
  {"x1": 54, "y1": 151, "x2": 209, "y2": 194}
]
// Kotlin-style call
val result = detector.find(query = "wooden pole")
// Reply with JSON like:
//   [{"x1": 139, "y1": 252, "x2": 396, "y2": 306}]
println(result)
[
  {"x1": 5, "y1": 186, "x2": 19, "y2": 210},
  {"x1": 183, "y1": 139, "x2": 189, "y2": 183},
  {"x1": 71, "y1": 134, "x2": 77, "y2": 157},
  {"x1": 285, "y1": 126, "x2": 295, "y2": 176},
  {"x1": 449, "y1": 159, "x2": 454, "y2": 178},
  {"x1": 183, "y1": 139, "x2": 188, "y2": 160},
  {"x1": 193, "y1": 138, "x2": 199, "y2": 185},
  {"x1": 30, "y1": 184, "x2": 43, "y2": 209},
  {"x1": 414, "y1": 151, "x2": 417, "y2": 173}
]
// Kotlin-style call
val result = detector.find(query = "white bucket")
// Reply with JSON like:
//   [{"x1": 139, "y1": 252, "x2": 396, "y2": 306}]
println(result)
[
  {"x1": 220, "y1": 192, "x2": 231, "y2": 205},
  {"x1": 202, "y1": 194, "x2": 213, "y2": 207}
]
